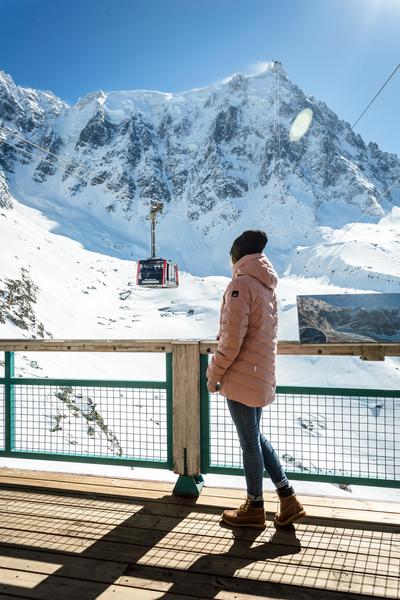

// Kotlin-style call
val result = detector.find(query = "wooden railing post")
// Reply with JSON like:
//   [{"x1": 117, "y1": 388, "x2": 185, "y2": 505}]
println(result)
[{"x1": 171, "y1": 341, "x2": 203, "y2": 496}]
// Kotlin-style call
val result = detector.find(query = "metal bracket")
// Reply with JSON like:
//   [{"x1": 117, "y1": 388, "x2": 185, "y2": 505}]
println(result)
[{"x1": 173, "y1": 474, "x2": 204, "y2": 497}]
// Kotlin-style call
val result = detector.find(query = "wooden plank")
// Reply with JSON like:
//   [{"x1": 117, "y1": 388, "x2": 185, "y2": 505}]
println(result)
[
  {"x1": 0, "y1": 503, "x2": 397, "y2": 599},
  {"x1": 0, "y1": 550, "x2": 127, "y2": 583},
  {"x1": 0, "y1": 526, "x2": 396, "y2": 594},
  {"x1": 203, "y1": 487, "x2": 400, "y2": 515},
  {"x1": 0, "y1": 470, "x2": 175, "y2": 495},
  {"x1": 15, "y1": 468, "x2": 395, "y2": 515},
  {"x1": 108, "y1": 562, "x2": 380, "y2": 600},
  {"x1": 0, "y1": 475, "x2": 399, "y2": 526},
  {"x1": 98, "y1": 586, "x2": 220, "y2": 600},
  {"x1": 0, "y1": 505, "x2": 391, "y2": 558},
  {"x1": 277, "y1": 341, "x2": 400, "y2": 358},
  {"x1": 4, "y1": 490, "x2": 392, "y2": 538},
  {"x1": 0, "y1": 468, "x2": 399, "y2": 519},
  {"x1": 0, "y1": 565, "x2": 49, "y2": 589},
  {"x1": 0, "y1": 509, "x2": 398, "y2": 577},
  {"x1": 0, "y1": 339, "x2": 173, "y2": 353},
  {"x1": 0, "y1": 496, "x2": 394, "y2": 546},
  {"x1": 0, "y1": 501, "x2": 395, "y2": 566},
  {"x1": 0, "y1": 468, "x2": 174, "y2": 494},
  {"x1": 0, "y1": 528, "x2": 396, "y2": 599},
  {"x1": 200, "y1": 340, "x2": 400, "y2": 357},
  {"x1": 0, "y1": 545, "x2": 379, "y2": 600},
  {"x1": 172, "y1": 342, "x2": 200, "y2": 476},
  {"x1": 0, "y1": 596, "x2": 32, "y2": 600},
  {"x1": 0, "y1": 478, "x2": 400, "y2": 527},
  {"x1": 1, "y1": 468, "x2": 398, "y2": 515},
  {"x1": 0, "y1": 503, "x2": 397, "y2": 560},
  {"x1": 361, "y1": 346, "x2": 386, "y2": 361},
  {"x1": 0, "y1": 478, "x2": 397, "y2": 539},
  {"x1": 0, "y1": 567, "x2": 204, "y2": 600},
  {"x1": 0, "y1": 542, "x2": 268, "y2": 600},
  {"x1": 122, "y1": 547, "x2": 399, "y2": 599},
  {"x1": 1, "y1": 338, "x2": 399, "y2": 356}
]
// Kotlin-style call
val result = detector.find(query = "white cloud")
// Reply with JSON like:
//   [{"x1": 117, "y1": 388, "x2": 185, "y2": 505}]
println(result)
[
  {"x1": 246, "y1": 61, "x2": 275, "y2": 76},
  {"x1": 218, "y1": 60, "x2": 274, "y2": 85}
]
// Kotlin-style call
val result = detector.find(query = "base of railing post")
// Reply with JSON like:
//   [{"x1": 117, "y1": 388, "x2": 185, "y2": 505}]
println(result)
[{"x1": 173, "y1": 474, "x2": 204, "y2": 497}]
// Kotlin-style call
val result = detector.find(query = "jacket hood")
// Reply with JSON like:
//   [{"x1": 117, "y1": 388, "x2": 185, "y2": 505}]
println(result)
[{"x1": 232, "y1": 253, "x2": 278, "y2": 290}]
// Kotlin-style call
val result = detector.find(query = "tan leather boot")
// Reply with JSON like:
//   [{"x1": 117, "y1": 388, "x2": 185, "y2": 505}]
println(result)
[
  {"x1": 274, "y1": 494, "x2": 306, "y2": 527},
  {"x1": 221, "y1": 497, "x2": 266, "y2": 529}
]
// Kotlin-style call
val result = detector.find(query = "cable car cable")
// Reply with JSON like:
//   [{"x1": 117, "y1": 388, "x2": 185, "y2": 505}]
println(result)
[
  {"x1": 303, "y1": 168, "x2": 400, "y2": 295},
  {"x1": 330, "y1": 170, "x2": 400, "y2": 248},
  {"x1": 1, "y1": 124, "x2": 84, "y2": 172},
  {"x1": 0, "y1": 125, "x2": 139, "y2": 207},
  {"x1": 0, "y1": 135, "x2": 135, "y2": 208},
  {"x1": 1, "y1": 124, "x2": 129, "y2": 193},
  {"x1": 287, "y1": 62, "x2": 400, "y2": 282},
  {"x1": 352, "y1": 62, "x2": 400, "y2": 129},
  {"x1": 0, "y1": 127, "x2": 192, "y2": 229},
  {"x1": 1, "y1": 121, "x2": 128, "y2": 166},
  {"x1": 2, "y1": 128, "x2": 192, "y2": 230}
]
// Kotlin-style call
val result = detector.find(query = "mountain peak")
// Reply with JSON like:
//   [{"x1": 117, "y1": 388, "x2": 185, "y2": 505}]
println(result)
[
  {"x1": 0, "y1": 70, "x2": 16, "y2": 90},
  {"x1": 75, "y1": 90, "x2": 107, "y2": 109}
]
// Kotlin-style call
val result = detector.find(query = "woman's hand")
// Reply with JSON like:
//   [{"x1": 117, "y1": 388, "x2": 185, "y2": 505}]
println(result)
[{"x1": 207, "y1": 381, "x2": 221, "y2": 394}]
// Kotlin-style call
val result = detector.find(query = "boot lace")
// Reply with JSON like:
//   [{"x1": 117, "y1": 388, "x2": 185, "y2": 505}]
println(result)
[{"x1": 238, "y1": 497, "x2": 252, "y2": 514}]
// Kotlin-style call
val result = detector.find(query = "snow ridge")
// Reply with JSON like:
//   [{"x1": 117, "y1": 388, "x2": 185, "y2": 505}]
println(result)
[{"x1": 1, "y1": 65, "x2": 399, "y2": 277}]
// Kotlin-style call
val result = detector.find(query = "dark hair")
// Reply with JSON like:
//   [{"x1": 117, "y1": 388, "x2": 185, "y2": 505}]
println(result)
[{"x1": 230, "y1": 230, "x2": 268, "y2": 261}]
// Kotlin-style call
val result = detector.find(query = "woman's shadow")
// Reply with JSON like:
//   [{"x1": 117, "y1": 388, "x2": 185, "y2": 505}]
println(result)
[{"x1": 162, "y1": 516, "x2": 302, "y2": 598}]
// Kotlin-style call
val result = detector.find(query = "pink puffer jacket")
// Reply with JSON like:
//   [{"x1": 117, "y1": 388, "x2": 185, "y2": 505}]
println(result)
[{"x1": 206, "y1": 252, "x2": 278, "y2": 407}]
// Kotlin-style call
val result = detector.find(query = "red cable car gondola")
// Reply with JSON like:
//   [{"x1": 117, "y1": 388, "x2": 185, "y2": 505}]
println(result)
[{"x1": 136, "y1": 202, "x2": 179, "y2": 288}]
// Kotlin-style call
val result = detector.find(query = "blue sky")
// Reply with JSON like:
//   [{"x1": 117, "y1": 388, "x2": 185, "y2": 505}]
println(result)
[{"x1": 1, "y1": 0, "x2": 399, "y2": 154}]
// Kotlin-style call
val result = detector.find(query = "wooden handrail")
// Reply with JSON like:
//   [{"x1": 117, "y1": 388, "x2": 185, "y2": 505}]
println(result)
[
  {"x1": 0, "y1": 339, "x2": 174, "y2": 352},
  {"x1": 0, "y1": 339, "x2": 399, "y2": 360},
  {"x1": 201, "y1": 341, "x2": 400, "y2": 360}
]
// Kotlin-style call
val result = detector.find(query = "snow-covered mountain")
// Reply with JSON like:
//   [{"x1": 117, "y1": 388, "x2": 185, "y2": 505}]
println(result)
[
  {"x1": 1, "y1": 63, "x2": 399, "y2": 277},
  {"x1": 0, "y1": 63, "x2": 399, "y2": 365}
]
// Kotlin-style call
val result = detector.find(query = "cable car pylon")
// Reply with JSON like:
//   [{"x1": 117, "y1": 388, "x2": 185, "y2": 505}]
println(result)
[{"x1": 136, "y1": 201, "x2": 179, "y2": 288}]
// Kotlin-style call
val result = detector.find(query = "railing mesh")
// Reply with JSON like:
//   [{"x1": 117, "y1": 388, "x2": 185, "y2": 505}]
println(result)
[
  {"x1": 207, "y1": 387, "x2": 399, "y2": 483},
  {"x1": 0, "y1": 385, "x2": 4, "y2": 451},
  {"x1": 12, "y1": 384, "x2": 168, "y2": 462}
]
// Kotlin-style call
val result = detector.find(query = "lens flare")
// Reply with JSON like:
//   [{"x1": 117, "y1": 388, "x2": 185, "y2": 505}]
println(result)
[{"x1": 289, "y1": 108, "x2": 313, "y2": 142}]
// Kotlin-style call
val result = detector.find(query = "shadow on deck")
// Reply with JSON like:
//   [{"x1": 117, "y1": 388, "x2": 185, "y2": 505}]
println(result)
[{"x1": 0, "y1": 468, "x2": 398, "y2": 600}]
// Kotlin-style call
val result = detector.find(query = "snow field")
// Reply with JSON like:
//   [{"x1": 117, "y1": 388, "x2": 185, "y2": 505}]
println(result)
[{"x1": 0, "y1": 193, "x2": 399, "y2": 500}]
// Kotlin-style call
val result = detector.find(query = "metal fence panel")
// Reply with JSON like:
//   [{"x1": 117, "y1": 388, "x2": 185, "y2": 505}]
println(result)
[
  {"x1": 13, "y1": 384, "x2": 168, "y2": 461},
  {"x1": 0, "y1": 384, "x2": 4, "y2": 451},
  {"x1": 0, "y1": 352, "x2": 173, "y2": 469},
  {"x1": 201, "y1": 356, "x2": 400, "y2": 486}
]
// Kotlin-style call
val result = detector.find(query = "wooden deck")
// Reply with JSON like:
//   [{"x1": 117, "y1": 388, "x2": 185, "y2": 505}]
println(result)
[{"x1": 0, "y1": 469, "x2": 398, "y2": 599}]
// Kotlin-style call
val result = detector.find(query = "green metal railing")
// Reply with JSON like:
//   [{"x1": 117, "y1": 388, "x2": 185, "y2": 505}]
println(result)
[
  {"x1": 0, "y1": 351, "x2": 173, "y2": 469},
  {"x1": 0, "y1": 345, "x2": 399, "y2": 491},
  {"x1": 200, "y1": 354, "x2": 400, "y2": 488}
]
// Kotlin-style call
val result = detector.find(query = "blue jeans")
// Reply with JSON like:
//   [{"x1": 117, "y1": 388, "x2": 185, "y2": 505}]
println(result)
[{"x1": 227, "y1": 398, "x2": 289, "y2": 501}]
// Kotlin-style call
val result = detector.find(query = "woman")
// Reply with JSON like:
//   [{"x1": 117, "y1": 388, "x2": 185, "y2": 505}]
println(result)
[{"x1": 207, "y1": 230, "x2": 305, "y2": 529}]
